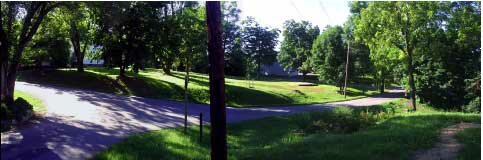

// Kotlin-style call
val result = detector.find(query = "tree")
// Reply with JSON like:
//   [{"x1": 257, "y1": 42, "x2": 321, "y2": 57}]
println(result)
[
  {"x1": 92, "y1": 2, "x2": 154, "y2": 76},
  {"x1": 63, "y1": 2, "x2": 94, "y2": 72},
  {"x1": 344, "y1": 4, "x2": 373, "y2": 82},
  {"x1": 278, "y1": 20, "x2": 319, "y2": 80},
  {"x1": 175, "y1": 1, "x2": 207, "y2": 133},
  {"x1": 1, "y1": 2, "x2": 60, "y2": 103},
  {"x1": 222, "y1": 2, "x2": 245, "y2": 76},
  {"x1": 354, "y1": 2, "x2": 440, "y2": 111},
  {"x1": 413, "y1": 2, "x2": 481, "y2": 111},
  {"x1": 241, "y1": 17, "x2": 279, "y2": 79},
  {"x1": 310, "y1": 26, "x2": 347, "y2": 91},
  {"x1": 25, "y1": 18, "x2": 71, "y2": 69},
  {"x1": 24, "y1": 7, "x2": 71, "y2": 69},
  {"x1": 206, "y1": 1, "x2": 227, "y2": 160}
]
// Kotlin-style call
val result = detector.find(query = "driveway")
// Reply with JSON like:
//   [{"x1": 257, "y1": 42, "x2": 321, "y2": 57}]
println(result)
[{"x1": 1, "y1": 82, "x2": 404, "y2": 160}]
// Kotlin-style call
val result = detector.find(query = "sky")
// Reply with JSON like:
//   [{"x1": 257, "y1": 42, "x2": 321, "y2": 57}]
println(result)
[{"x1": 238, "y1": 0, "x2": 352, "y2": 32}]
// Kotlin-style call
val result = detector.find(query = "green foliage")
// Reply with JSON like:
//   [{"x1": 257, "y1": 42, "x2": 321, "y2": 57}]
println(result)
[
  {"x1": 13, "y1": 97, "x2": 33, "y2": 112},
  {"x1": 23, "y1": 7, "x2": 71, "y2": 68},
  {"x1": 241, "y1": 17, "x2": 280, "y2": 78},
  {"x1": 0, "y1": 98, "x2": 32, "y2": 121},
  {"x1": 294, "y1": 103, "x2": 402, "y2": 134},
  {"x1": 456, "y1": 128, "x2": 481, "y2": 160},
  {"x1": 414, "y1": 2, "x2": 481, "y2": 111},
  {"x1": 278, "y1": 20, "x2": 320, "y2": 76},
  {"x1": 222, "y1": 2, "x2": 246, "y2": 76},
  {"x1": 463, "y1": 97, "x2": 480, "y2": 113},
  {"x1": 94, "y1": 100, "x2": 480, "y2": 160},
  {"x1": 354, "y1": 1, "x2": 481, "y2": 110},
  {"x1": 310, "y1": 26, "x2": 346, "y2": 87}
]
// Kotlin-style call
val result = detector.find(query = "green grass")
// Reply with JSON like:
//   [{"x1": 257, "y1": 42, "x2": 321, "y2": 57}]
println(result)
[
  {"x1": 18, "y1": 67, "x2": 377, "y2": 107},
  {"x1": 94, "y1": 99, "x2": 480, "y2": 160},
  {"x1": 14, "y1": 90, "x2": 45, "y2": 113},
  {"x1": 456, "y1": 127, "x2": 481, "y2": 160}
]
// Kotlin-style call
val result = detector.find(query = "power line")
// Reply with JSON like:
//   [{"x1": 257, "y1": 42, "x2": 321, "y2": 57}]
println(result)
[
  {"x1": 318, "y1": 0, "x2": 332, "y2": 25},
  {"x1": 289, "y1": 0, "x2": 304, "y2": 20}
]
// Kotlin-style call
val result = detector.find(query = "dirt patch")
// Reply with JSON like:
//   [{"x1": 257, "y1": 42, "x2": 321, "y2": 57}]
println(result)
[{"x1": 412, "y1": 123, "x2": 480, "y2": 160}]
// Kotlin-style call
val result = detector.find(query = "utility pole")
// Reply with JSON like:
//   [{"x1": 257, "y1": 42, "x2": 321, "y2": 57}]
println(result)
[
  {"x1": 206, "y1": 2, "x2": 227, "y2": 160},
  {"x1": 344, "y1": 41, "x2": 350, "y2": 98}
]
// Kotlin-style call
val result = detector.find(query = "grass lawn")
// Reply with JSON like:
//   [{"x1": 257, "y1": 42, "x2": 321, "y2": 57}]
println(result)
[
  {"x1": 456, "y1": 127, "x2": 481, "y2": 160},
  {"x1": 18, "y1": 67, "x2": 377, "y2": 107},
  {"x1": 14, "y1": 90, "x2": 46, "y2": 113},
  {"x1": 94, "y1": 99, "x2": 480, "y2": 160}
]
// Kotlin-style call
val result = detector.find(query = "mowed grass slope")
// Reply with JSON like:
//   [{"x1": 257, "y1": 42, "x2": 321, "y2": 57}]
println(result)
[
  {"x1": 18, "y1": 67, "x2": 377, "y2": 107},
  {"x1": 94, "y1": 99, "x2": 480, "y2": 160}
]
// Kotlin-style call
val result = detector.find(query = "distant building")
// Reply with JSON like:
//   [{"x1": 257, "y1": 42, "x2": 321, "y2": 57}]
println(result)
[
  {"x1": 83, "y1": 58, "x2": 104, "y2": 66},
  {"x1": 260, "y1": 62, "x2": 298, "y2": 76}
]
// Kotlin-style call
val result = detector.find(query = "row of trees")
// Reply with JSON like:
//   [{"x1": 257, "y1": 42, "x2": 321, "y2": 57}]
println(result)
[
  {"x1": 1, "y1": 2, "x2": 281, "y2": 103},
  {"x1": 276, "y1": 1, "x2": 480, "y2": 112},
  {"x1": 278, "y1": 19, "x2": 372, "y2": 90},
  {"x1": 1, "y1": 2, "x2": 480, "y2": 112}
]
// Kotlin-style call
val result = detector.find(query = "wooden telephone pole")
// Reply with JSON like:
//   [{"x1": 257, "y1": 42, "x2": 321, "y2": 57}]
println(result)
[
  {"x1": 344, "y1": 41, "x2": 350, "y2": 98},
  {"x1": 206, "y1": 2, "x2": 227, "y2": 160}
]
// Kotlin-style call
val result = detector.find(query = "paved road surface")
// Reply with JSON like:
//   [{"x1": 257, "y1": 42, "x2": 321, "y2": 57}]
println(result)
[{"x1": 1, "y1": 82, "x2": 403, "y2": 160}]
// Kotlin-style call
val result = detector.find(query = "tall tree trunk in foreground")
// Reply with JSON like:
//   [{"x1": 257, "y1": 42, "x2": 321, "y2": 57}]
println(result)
[{"x1": 206, "y1": 2, "x2": 227, "y2": 160}]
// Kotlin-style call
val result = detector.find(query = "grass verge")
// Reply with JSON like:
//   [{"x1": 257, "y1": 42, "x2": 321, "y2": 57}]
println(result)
[
  {"x1": 456, "y1": 127, "x2": 481, "y2": 160},
  {"x1": 94, "y1": 99, "x2": 480, "y2": 160}
]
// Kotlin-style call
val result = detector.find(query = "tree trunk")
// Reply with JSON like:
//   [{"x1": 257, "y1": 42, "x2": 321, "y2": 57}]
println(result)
[
  {"x1": 184, "y1": 54, "x2": 190, "y2": 133},
  {"x1": 206, "y1": 2, "x2": 227, "y2": 160},
  {"x1": 379, "y1": 75, "x2": 385, "y2": 94},
  {"x1": 257, "y1": 57, "x2": 261, "y2": 80},
  {"x1": 70, "y1": 18, "x2": 86, "y2": 73},
  {"x1": 162, "y1": 61, "x2": 172, "y2": 75},
  {"x1": 5, "y1": 46, "x2": 25, "y2": 103},
  {"x1": 119, "y1": 52, "x2": 125, "y2": 77},
  {"x1": 302, "y1": 72, "x2": 307, "y2": 82},
  {"x1": 407, "y1": 50, "x2": 417, "y2": 111},
  {"x1": 0, "y1": 13, "x2": 9, "y2": 102}
]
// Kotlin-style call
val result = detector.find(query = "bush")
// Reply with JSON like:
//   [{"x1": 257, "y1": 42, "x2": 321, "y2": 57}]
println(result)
[
  {"x1": 13, "y1": 98, "x2": 34, "y2": 112},
  {"x1": 297, "y1": 104, "x2": 400, "y2": 134},
  {"x1": 463, "y1": 97, "x2": 480, "y2": 113}
]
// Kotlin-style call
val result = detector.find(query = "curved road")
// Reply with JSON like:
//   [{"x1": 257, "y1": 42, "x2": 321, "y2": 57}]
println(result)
[{"x1": 1, "y1": 82, "x2": 403, "y2": 160}]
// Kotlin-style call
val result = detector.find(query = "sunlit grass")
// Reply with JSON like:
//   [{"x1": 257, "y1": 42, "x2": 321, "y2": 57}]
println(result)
[
  {"x1": 18, "y1": 67, "x2": 378, "y2": 107},
  {"x1": 14, "y1": 90, "x2": 46, "y2": 113},
  {"x1": 94, "y1": 99, "x2": 480, "y2": 160}
]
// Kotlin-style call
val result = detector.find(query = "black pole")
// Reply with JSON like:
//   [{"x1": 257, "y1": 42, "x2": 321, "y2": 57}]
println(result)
[
  {"x1": 199, "y1": 112, "x2": 203, "y2": 143},
  {"x1": 206, "y1": 2, "x2": 227, "y2": 160}
]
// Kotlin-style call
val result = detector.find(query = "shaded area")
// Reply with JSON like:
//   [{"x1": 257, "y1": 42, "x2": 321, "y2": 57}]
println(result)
[
  {"x1": 2, "y1": 81, "x2": 402, "y2": 160},
  {"x1": 455, "y1": 127, "x2": 481, "y2": 160},
  {"x1": 94, "y1": 102, "x2": 480, "y2": 160}
]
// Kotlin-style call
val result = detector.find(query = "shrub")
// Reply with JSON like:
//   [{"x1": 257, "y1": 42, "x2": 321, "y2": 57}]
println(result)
[
  {"x1": 11, "y1": 98, "x2": 34, "y2": 122},
  {"x1": 13, "y1": 97, "x2": 34, "y2": 113},
  {"x1": 297, "y1": 104, "x2": 400, "y2": 134},
  {"x1": 463, "y1": 97, "x2": 480, "y2": 113}
]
